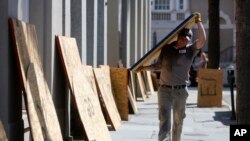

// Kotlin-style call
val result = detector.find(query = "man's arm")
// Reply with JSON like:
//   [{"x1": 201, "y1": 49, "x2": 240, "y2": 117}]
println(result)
[
  {"x1": 142, "y1": 63, "x2": 161, "y2": 71},
  {"x1": 195, "y1": 15, "x2": 206, "y2": 49}
]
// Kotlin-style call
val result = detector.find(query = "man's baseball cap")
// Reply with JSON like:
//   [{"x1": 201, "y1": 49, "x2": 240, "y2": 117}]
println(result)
[{"x1": 178, "y1": 28, "x2": 192, "y2": 40}]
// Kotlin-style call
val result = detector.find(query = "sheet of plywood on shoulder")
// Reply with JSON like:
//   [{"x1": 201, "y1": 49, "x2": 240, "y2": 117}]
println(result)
[
  {"x1": 82, "y1": 65, "x2": 98, "y2": 95},
  {"x1": 8, "y1": 18, "x2": 43, "y2": 89},
  {"x1": 136, "y1": 72, "x2": 147, "y2": 101},
  {"x1": 197, "y1": 69, "x2": 223, "y2": 107},
  {"x1": 0, "y1": 121, "x2": 8, "y2": 141},
  {"x1": 93, "y1": 68, "x2": 121, "y2": 130},
  {"x1": 26, "y1": 63, "x2": 63, "y2": 140},
  {"x1": 130, "y1": 13, "x2": 199, "y2": 72},
  {"x1": 71, "y1": 68, "x2": 112, "y2": 141},
  {"x1": 110, "y1": 67, "x2": 129, "y2": 121},
  {"x1": 56, "y1": 36, "x2": 112, "y2": 140},
  {"x1": 8, "y1": 18, "x2": 63, "y2": 140}
]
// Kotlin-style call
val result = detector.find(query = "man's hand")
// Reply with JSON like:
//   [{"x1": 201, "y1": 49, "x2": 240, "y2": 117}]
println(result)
[
  {"x1": 195, "y1": 13, "x2": 202, "y2": 23},
  {"x1": 135, "y1": 66, "x2": 144, "y2": 73}
]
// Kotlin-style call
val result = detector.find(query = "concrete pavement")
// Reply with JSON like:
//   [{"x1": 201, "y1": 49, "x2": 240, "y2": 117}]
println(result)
[{"x1": 110, "y1": 87, "x2": 236, "y2": 141}]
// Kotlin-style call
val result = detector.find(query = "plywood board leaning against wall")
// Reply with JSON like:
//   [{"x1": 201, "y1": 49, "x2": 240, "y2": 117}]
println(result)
[
  {"x1": 197, "y1": 69, "x2": 223, "y2": 107},
  {"x1": 127, "y1": 86, "x2": 138, "y2": 114},
  {"x1": 56, "y1": 36, "x2": 112, "y2": 141},
  {"x1": 26, "y1": 63, "x2": 63, "y2": 140},
  {"x1": 0, "y1": 121, "x2": 8, "y2": 141},
  {"x1": 145, "y1": 71, "x2": 155, "y2": 95},
  {"x1": 93, "y1": 67, "x2": 121, "y2": 130},
  {"x1": 9, "y1": 18, "x2": 63, "y2": 141},
  {"x1": 110, "y1": 67, "x2": 129, "y2": 121},
  {"x1": 82, "y1": 65, "x2": 98, "y2": 95},
  {"x1": 136, "y1": 72, "x2": 147, "y2": 101}
]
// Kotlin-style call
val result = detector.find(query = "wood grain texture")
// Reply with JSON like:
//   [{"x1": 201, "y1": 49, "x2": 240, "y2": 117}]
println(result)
[
  {"x1": 72, "y1": 68, "x2": 112, "y2": 141},
  {"x1": 56, "y1": 36, "x2": 111, "y2": 140},
  {"x1": 94, "y1": 67, "x2": 121, "y2": 130},
  {"x1": 56, "y1": 36, "x2": 82, "y2": 89},
  {"x1": 26, "y1": 63, "x2": 63, "y2": 141},
  {"x1": 197, "y1": 69, "x2": 223, "y2": 107},
  {"x1": 9, "y1": 18, "x2": 63, "y2": 141},
  {"x1": 82, "y1": 65, "x2": 98, "y2": 96},
  {"x1": 9, "y1": 18, "x2": 43, "y2": 89},
  {"x1": 110, "y1": 67, "x2": 129, "y2": 121}
]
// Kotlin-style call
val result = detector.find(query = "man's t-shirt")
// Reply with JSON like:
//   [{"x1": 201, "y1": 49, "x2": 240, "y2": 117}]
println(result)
[{"x1": 157, "y1": 41, "x2": 199, "y2": 85}]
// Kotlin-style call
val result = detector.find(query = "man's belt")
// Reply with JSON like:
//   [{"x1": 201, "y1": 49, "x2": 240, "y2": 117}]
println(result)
[{"x1": 161, "y1": 85, "x2": 186, "y2": 89}]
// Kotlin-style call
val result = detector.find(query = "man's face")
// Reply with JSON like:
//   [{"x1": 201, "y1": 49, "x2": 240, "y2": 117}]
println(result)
[{"x1": 176, "y1": 36, "x2": 190, "y2": 47}]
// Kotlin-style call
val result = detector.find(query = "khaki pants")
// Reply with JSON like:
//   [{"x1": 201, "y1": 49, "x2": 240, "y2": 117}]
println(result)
[{"x1": 158, "y1": 86, "x2": 188, "y2": 141}]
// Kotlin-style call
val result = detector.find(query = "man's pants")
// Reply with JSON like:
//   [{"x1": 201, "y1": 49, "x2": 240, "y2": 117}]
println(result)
[{"x1": 158, "y1": 86, "x2": 188, "y2": 141}]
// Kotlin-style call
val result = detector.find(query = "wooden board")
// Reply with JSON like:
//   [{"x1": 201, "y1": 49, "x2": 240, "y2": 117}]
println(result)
[
  {"x1": 56, "y1": 36, "x2": 112, "y2": 140},
  {"x1": 197, "y1": 69, "x2": 223, "y2": 107},
  {"x1": 93, "y1": 68, "x2": 121, "y2": 130},
  {"x1": 0, "y1": 121, "x2": 8, "y2": 141},
  {"x1": 8, "y1": 18, "x2": 43, "y2": 89},
  {"x1": 130, "y1": 12, "x2": 200, "y2": 71},
  {"x1": 129, "y1": 71, "x2": 137, "y2": 100},
  {"x1": 9, "y1": 18, "x2": 63, "y2": 140},
  {"x1": 72, "y1": 68, "x2": 112, "y2": 141},
  {"x1": 26, "y1": 63, "x2": 63, "y2": 140},
  {"x1": 127, "y1": 86, "x2": 138, "y2": 114},
  {"x1": 145, "y1": 71, "x2": 155, "y2": 95},
  {"x1": 82, "y1": 65, "x2": 98, "y2": 95},
  {"x1": 110, "y1": 67, "x2": 129, "y2": 121},
  {"x1": 55, "y1": 36, "x2": 82, "y2": 89},
  {"x1": 136, "y1": 72, "x2": 147, "y2": 101}
]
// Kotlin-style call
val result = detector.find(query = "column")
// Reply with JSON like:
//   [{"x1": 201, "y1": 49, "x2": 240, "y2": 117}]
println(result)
[
  {"x1": 37, "y1": 0, "x2": 66, "y2": 136},
  {"x1": 130, "y1": 0, "x2": 138, "y2": 65},
  {"x1": 137, "y1": 0, "x2": 143, "y2": 59},
  {"x1": 71, "y1": 0, "x2": 87, "y2": 64},
  {"x1": 148, "y1": 0, "x2": 152, "y2": 49},
  {"x1": 97, "y1": 0, "x2": 107, "y2": 66},
  {"x1": 86, "y1": 0, "x2": 98, "y2": 67},
  {"x1": 107, "y1": 0, "x2": 119, "y2": 66},
  {"x1": 121, "y1": 0, "x2": 131, "y2": 67},
  {"x1": 143, "y1": 0, "x2": 148, "y2": 53}
]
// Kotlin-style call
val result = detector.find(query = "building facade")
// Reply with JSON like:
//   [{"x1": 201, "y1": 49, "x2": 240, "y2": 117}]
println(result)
[
  {"x1": 151, "y1": 0, "x2": 235, "y2": 63},
  {"x1": 0, "y1": 0, "x2": 151, "y2": 140}
]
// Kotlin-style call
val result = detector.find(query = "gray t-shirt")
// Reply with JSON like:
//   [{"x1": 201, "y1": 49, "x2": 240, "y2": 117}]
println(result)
[{"x1": 157, "y1": 41, "x2": 199, "y2": 85}]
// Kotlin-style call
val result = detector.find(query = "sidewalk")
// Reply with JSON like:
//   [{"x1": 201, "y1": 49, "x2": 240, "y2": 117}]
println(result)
[{"x1": 110, "y1": 87, "x2": 236, "y2": 141}]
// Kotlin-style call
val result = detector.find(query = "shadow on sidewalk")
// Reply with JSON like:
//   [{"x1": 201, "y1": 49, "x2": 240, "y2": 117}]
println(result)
[{"x1": 213, "y1": 111, "x2": 236, "y2": 126}]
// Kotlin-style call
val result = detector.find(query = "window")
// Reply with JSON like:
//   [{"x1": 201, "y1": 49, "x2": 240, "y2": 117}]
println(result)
[
  {"x1": 179, "y1": 0, "x2": 184, "y2": 10},
  {"x1": 177, "y1": 0, "x2": 187, "y2": 11},
  {"x1": 155, "y1": 0, "x2": 170, "y2": 10}
]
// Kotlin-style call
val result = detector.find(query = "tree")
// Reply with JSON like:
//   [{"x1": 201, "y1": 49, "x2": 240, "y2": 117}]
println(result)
[
  {"x1": 235, "y1": 0, "x2": 250, "y2": 124},
  {"x1": 207, "y1": 0, "x2": 220, "y2": 69}
]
